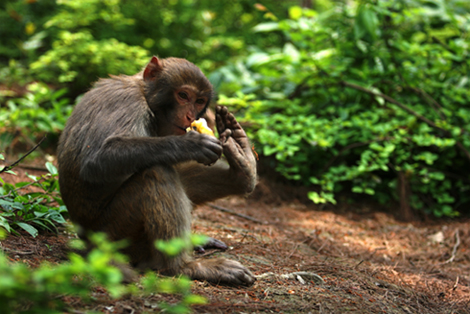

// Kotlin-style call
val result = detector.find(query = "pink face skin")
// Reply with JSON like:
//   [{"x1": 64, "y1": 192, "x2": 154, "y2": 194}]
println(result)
[
  {"x1": 170, "y1": 85, "x2": 208, "y2": 135},
  {"x1": 142, "y1": 57, "x2": 210, "y2": 136}
]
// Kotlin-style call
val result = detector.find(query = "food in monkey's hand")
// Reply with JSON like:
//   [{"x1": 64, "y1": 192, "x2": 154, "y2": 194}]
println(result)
[{"x1": 186, "y1": 118, "x2": 215, "y2": 137}]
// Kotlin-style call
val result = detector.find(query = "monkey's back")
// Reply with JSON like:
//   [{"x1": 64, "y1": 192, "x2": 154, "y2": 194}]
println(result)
[{"x1": 57, "y1": 74, "x2": 153, "y2": 225}]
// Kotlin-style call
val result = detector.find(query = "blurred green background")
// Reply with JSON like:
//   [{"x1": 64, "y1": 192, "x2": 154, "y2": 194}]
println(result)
[{"x1": 1, "y1": 0, "x2": 470, "y2": 218}]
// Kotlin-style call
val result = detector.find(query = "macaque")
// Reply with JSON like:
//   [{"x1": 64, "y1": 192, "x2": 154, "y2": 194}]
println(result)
[{"x1": 57, "y1": 57, "x2": 257, "y2": 286}]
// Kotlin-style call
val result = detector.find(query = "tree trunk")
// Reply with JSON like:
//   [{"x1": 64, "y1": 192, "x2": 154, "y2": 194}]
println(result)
[{"x1": 398, "y1": 171, "x2": 414, "y2": 221}]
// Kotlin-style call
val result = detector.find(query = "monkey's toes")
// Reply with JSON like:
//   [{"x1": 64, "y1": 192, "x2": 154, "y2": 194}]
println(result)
[
  {"x1": 194, "y1": 237, "x2": 228, "y2": 253},
  {"x1": 218, "y1": 260, "x2": 256, "y2": 286}
]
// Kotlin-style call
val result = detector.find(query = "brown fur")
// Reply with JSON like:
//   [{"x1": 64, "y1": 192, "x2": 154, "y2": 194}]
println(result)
[{"x1": 57, "y1": 57, "x2": 257, "y2": 285}]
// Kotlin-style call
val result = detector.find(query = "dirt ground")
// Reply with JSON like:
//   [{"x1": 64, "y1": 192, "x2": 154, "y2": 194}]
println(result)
[{"x1": 1, "y1": 167, "x2": 469, "y2": 313}]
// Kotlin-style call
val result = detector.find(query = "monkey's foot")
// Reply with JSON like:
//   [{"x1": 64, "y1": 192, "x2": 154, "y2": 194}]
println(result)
[
  {"x1": 185, "y1": 258, "x2": 255, "y2": 286},
  {"x1": 194, "y1": 237, "x2": 228, "y2": 254}
]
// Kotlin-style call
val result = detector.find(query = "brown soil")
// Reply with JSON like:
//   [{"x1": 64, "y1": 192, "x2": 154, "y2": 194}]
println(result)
[{"x1": 1, "y1": 166, "x2": 469, "y2": 313}]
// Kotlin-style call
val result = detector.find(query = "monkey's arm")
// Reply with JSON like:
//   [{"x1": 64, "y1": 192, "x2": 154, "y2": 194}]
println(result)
[
  {"x1": 177, "y1": 106, "x2": 257, "y2": 204},
  {"x1": 80, "y1": 132, "x2": 222, "y2": 183}
]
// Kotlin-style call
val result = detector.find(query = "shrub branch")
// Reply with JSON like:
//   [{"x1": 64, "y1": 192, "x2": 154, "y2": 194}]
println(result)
[{"x1": 341, "y1": 81, "x2": 470, "y2": 161}]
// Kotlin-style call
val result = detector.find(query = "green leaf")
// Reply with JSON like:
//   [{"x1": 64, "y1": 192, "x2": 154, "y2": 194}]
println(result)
[
  {"x1": 252, "y1": 22, "x2": 280, "y2": 33},
  {"x1": 183, "y1": 294, "x2": 207, "y2": 305},
  {"x1": 16, "y1": 222, "x2": 39, "y2": 237},
  {"x1": 45, "y1": 162, "x2": 58, "y2": 175},
  {"x1": 352, "y1": 186, "x2": 363, "y2": 193},
  {"x1": 190, "y1": 234, "x2": 209, "y2": 247},
  {"x1": 289, "y1": 6, "x2": 303, "y2": 20},
  {"x1": 0, "y1": 217, "x2": 11, "y2": 233},
  {"x1": 355, "y1": 6, "x2": 378, "y2": 40},
  {"x1": 155, "y1": 238, "x2": 187, "y2": 256}
]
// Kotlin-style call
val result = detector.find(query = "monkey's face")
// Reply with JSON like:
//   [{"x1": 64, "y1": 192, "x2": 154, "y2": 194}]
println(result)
[
  {"x1": 173, "y1": 85, "x2": 208, "y2": 135},
  {"x1": 158, "y1": 84, "x2": 208, "y2": 136},
  {"x1": 142, "y1": 56, "x2": 214, "y2": 136}
]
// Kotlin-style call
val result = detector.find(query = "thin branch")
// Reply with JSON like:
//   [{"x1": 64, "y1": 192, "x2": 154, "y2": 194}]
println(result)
[
  {"x1": 288, "y1": 74, "x2": 314, "y2": 100},
  {"x1": 0, "y1": 136, "x2": 46, "y2": 174},
  {"x1": 319, "y1": 137, "x2": 393, "y2": 174},
  {"x1": 444, "y1": 229, "x2": 460, "y2": 264},
  {"x1": 452, "y1": 276, "x2": 459, "y2": 291},
  {"x1": 406, "y1": 86, "x2": 446, "y2": 120},
  {"x1": 208, "y1": 204, "x2": 266, "y2": 224},
  {"x1": 1, "y1": 162, "x2": 49, "y2": 172},
  {"x1": 1, "y1": 247, "x2": 34, "y2": 255},
  {"x1": 342, "y1": 81, "x2": 441, "y2": 129},
  {"x1": 432, "y1": 36, "x2": 458, "y2": 56},
  {"x1": 341, "y1": 81, "x2": 470, "y2": 161}
]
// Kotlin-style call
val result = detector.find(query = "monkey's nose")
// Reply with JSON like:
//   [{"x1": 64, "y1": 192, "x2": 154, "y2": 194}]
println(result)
[{"x1": 186, "y1": 113, "x2": 196, "y2": 123}]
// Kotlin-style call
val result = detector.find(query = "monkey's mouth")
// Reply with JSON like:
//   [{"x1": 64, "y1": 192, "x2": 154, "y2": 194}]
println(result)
[{"x1": 174, "y1": 124, "x2": 188, "y2": 134}]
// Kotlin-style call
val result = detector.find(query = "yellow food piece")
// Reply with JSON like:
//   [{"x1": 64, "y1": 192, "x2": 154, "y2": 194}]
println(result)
[{"x1": 186, "y1": 118, "x2": 215, "y2": 137}]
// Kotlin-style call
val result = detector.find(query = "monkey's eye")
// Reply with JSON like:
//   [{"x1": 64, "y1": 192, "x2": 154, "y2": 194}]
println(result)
[
  {"x1": 196, "y1": 99, "x2": 205, "y2": 105},
  {"x1": 178, "y1": 92, "x2": 188, "y2": 100}
]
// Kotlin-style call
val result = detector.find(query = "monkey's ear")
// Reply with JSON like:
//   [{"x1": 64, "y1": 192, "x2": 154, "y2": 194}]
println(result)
[{"x1": 143, "y1": 56, "x2": 163, "y2": 81}]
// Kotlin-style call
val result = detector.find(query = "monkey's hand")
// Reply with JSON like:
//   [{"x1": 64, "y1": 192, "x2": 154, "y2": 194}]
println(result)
[
  {"x1": 215, "y1": 106, "x2": 257, "y2": 194},
  {"x1": 184, "y1": 131, "x2": 223, "y2": 166}
]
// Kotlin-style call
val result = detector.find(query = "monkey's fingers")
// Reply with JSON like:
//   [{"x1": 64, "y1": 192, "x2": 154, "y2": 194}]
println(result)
[
  {"x1": 219, "y1": 129, "x2": 232, "y2": 143},
  {"x1": 216, "y1": 106, "x2": 249, "y2": 146},
  {"x1": 186, "y1": 132, "x2": 223, "y2": 165},
  {"x1": 215, "y1": 106, "x2": 229, "y2": 140}
]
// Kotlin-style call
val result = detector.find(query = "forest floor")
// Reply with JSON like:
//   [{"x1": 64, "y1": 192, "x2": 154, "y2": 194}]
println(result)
[{"x1": 1, "y1": 166, "x2": 470, "y2": 313}]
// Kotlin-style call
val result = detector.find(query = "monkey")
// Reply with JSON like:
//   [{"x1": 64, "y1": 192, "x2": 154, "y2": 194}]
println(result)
[{"x1": 57, "y1": 56, "x2": 257, "y2": 286}]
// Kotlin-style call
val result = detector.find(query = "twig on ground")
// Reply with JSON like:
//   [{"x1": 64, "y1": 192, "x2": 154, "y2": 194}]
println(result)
[
  {"x1": 452, "y1": 276, "x2": 459, "y2": 291},
  {"x1": 354, "y1": 260, "x2": 364, "y2": 269},
  {"x1": 256, "y1": 271, "x2": 325, "y2": 285},
  {"x1": 2, "y1": 247, "x2": 35, "y2": 255},
  {"x1": 286, "y1": 242, "x2": 300, "y2": 260},
  {"x1": 208, "y1": 204, "x2": 266, "y2": 224},
  {"x1": 443, "y1": 229, "x2": 460, "y2": 264}
]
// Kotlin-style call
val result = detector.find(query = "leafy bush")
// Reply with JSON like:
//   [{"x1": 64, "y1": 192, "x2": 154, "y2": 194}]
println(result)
[
  {"x1": 216, "y1": 0, "x2": 470, "y2": 217},
  {"x1": 0, "y1": 0, "x2": 57, "y2": 61},
  {"x1": 0, "y1": 82, "x2": 72, "y2": 150},
  {"x1": 0, "y1": 158, "x2": 67, "y2": 237},
  {"x1": 0, "y1": 232, "x2": 205, "y2": 314},
  {"x1": 0, "y1": 233, "x2": 126, "y2": 313},
  {"x1": 29, "y1": 0, "x2": 150, "y2": 92},
  {"x1": 1, "y1": 0, "x2": 295, "y2": 93}
]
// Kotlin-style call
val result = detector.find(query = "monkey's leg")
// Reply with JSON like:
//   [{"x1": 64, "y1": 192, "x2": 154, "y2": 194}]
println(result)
[
  {"x1": 98, "y1": 166, "x2": 190, "y2": 274},
  {"x1": 104, "y1": 166, "x2": 255, "y2": 286}
]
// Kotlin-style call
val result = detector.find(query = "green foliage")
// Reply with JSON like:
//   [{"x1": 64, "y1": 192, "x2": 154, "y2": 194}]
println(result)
[
  {"x1": 156, "y1": 234, "x2": 209, "y2": 257},
  {"x1": 29, "y1": 0, "x2": 150, "y2": 92},
  {"x1": 0, "y1": 231, "x2": 206, "y2": 313},
  {"x1": 142, "y1": 273, "x2": 207, "y2": 314},
  {"x1": 0, "y1": 82, "x2": 72, "y2": 150},
  {"x1": 0, "y1": 161, "x2": 67, "y2": 237},
  {"x1": 0, "y1": 60, "x2": 30, "y2": 88},
  {"x1": 1, "y1": 0, "x2": 296, "y2": 94},
  {"x1": 217, "y1": 0, "x2": 470, "y2": 217},
  {"x1": 0, "y1": 233, "x2": 125, "y2": 313},
  {"x1": 151, "y1": 234, "x2": 209, "y2": 313},
  {"x1": 0, "y1": 0, "x2": 57, "y2": 61},
  {"x1": 117, "y1": 0, "x2": 293, "y2": 71}
]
